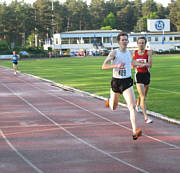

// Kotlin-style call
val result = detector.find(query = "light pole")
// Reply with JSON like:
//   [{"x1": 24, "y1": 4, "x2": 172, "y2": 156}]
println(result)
[
  {"x1": 34, "y1": 8, "x2": 38, "y2": 47},
  {"x1": 51, "y1": 0, "x2": 54, "y2": 50}
]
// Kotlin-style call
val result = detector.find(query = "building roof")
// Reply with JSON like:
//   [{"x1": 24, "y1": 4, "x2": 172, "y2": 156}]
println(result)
[
  {"x1": 130, "y1": 31, "x2": 180, "y2": 36},
  {"x1": 61, "y1": 29, "x2": 122, "y2": 34}
]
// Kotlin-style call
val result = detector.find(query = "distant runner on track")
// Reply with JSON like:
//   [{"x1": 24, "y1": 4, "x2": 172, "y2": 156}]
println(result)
[{"x1": 12, "y1": 50, "x2": 19, "y2": 75}]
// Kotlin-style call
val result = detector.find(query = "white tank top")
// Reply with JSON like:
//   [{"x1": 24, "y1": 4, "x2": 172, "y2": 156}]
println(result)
[{"x1": 112, "y1": 49, "x2": 132, "y2": 79}]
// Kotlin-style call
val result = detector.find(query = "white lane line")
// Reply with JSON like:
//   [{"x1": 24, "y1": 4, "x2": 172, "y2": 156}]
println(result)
[
  {"x1": 0, "y1": 122, "x2": 117, "y2": 129},
  {"x1": 26, "y1": 73, "x2": 180, "y2": 125},
  {"x1": 10, "y1": 75, "x2": 180, "y2": 149},
  {"x1": 3, "y1": 127, "x2": 60, "y2": 136},
  {"x1": 1, "y1": 83, "x2": 150, "y2": 173},
  {"x1": 3, "y1": 122, "x2": 121, "y2": 137},
  {"x1": 0, "y1": 129, "x2": 44, "y2": 173},
  {"x1": 109, "y1": 147, "x2": 180, "y2": 154},
  {"x1": 51, "y1": 94, "x2": 180, "y2": 149}
]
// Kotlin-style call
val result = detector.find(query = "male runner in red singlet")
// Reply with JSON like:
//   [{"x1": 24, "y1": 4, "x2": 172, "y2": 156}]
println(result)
[{"x1": 133, "y1": 37, "x2": 153, "y2": 124}]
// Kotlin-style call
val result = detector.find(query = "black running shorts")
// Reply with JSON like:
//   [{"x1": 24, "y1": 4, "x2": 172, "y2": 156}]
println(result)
[
  {"x1": 135, "y1": 72, "x2": 150, "y2": 85},
  {"x1": 13, "y1": 61, "x2": 18, "y2": 65},
  {"x1": 111, "y1": 77, "x2": 133, "y2": 94}
]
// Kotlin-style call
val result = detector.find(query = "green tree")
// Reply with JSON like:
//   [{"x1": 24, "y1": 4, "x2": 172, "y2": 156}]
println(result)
[
  {"x1": 89, "y1": 0, "x2": 106, "y2": 29},
  {"x1": 177, "y1": 0, "x2": 180, "y2": 31},
  {"x1": 116, "y1": 4, "x2": 137, "y2": 32},
  {"x1": 134, "y1": 16, "x2": 148, "y2": 31},
  {"x1": 26, "y1": 33, "x2": 36, "y2": 47},
  {"x1": 142, "y1": 0, "x2": 157, "y2": 16},
  {"x1": 0, "y1": 1, "x2": 35, "y2": 47},
  {"x1": 133, "y1": 0, "x2": 142, "y2": 19},
  {"x1": 104, "y1": 0, "x2": 116, "y2": 17},
  {"x1": 101, "y1": 26, "x2": 112, "y2": 30},
  {"x1": 102, "y1": 12, "x2": 116, "y2": 29},
  {"x1": 114, "y1": 0, "x2": 130, "y2": 11},
  {"x1": 64, "y1": 0, "x2": 90, "y2": 31},
  {"x1": 168, "y1": 0, "x2": 180, "y2": 31},
  {"x1": 0, "y1": 40, "x2": 11, "y2": 54},
  {"x1": 156, "y1": 4, "x2": 168, "y2": 19},
  {"x1": 0, "y1": 3, "x2": 9, "y2": 41},
  {"x1": 53, "y1": 2, "x2": 66, "y2": 32},
  {"x1": 33, "y1": 0, "x2": 53, "y2": 45}
]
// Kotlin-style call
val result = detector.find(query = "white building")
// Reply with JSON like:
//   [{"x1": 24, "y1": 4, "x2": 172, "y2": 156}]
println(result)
[{"x1": 44, "y1": 30, "x2": 180, "y2": 53}]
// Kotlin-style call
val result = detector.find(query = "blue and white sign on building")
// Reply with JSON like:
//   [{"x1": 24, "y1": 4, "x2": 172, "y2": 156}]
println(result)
[{"x1": 147, "y1": 19, "x2": 170, "y2": 32}]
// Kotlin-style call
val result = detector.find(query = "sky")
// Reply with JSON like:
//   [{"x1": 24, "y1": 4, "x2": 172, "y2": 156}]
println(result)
[{"x1": 1, "y1": 0, "x2": 172, "y2": 7}]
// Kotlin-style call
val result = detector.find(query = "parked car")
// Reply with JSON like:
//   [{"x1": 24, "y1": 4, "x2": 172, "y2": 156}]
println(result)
[
  {"x1": 78, "y1": 49, "x2": 85, "y2": 56},
  {"x1": 61, "y1": 51, "x2": 70, "y2": 56},
  {"x1": 99, "y1": 49, "x2": 110, "y2": 56},
  {"x1": 19, "y1": 51, "x2": 29, "y2": 56},
  {"x1": 69, "y1": 51, "x2": 78, "y2": 56},
  {"x1": 19, "y1": 51, "x2": 30, "y2": 57}
]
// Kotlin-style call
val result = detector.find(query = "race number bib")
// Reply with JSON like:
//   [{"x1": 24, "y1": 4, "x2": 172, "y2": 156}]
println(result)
[
  {"x1": 136, "y1": 59, "x2": 147, "y2": 63},
  {"x1": 119, "y1": 68, "x2": 126, "y2": 76}
]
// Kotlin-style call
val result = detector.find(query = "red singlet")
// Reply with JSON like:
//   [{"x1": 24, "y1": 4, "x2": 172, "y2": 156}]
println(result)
[{"x1": 134, "y1": 50, "x2": 149, "y2": 73}]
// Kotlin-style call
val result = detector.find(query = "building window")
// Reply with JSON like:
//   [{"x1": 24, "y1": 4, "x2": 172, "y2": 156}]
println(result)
[
  {"x1": 133, "y1": 37, "x2": 137, "y2": 42},
  {"x1": 103, "y1": 37, "x2": 110, "y2": 43},
  {"x1": 77, "y1": 38, "x2": 81, "y2": 44},
  {"x1": 56, "y1": 38, "x2": 58, "y2": 45},
  {"x1": 155, "y1": 37, "x2": 158, "y2": 41},
  {"x1": 83, "y1": 37, "x2": 90, "y2": 44},
  {"x1": 148, "y1": 37, "x2": 151, "y2": 42},
  {"x1": 169, "y1": 37, "x2": 173, "y2": 41},
  {"x1": 61, "y1": 38, "x2": 69, "y2": 44},
  {"x1": 70, "y1": 38, "x2": 77, "y2": 44},
  {"x1": 90, "y1": 37, "x2": 94, "y2": 44},
  {"x1": 113, "y1": 37, "x2": 118, "y2": 43},
  {"x1": 174, "y1": 37, "x2": 180, "y2": 41}
]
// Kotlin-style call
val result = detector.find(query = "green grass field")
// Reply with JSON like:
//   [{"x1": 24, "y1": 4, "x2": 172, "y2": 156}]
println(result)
[{"x1": 1, "y1": 54, "x2": 180, "y2": 119}]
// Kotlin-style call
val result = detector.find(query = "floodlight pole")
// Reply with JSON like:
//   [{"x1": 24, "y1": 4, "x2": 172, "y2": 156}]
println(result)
[
  {"x1": 34, "y1": 8, "x2": 38, "y2": 47},
  {"x1": 51, "y1": 0, "x2": 54, "y2": 50}
]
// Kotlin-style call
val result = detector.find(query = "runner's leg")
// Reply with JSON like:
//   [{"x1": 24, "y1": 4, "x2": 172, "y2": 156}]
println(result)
[
  {"x1": 136, "y1": 83, "x2": 148, "y2": 120},
  {"x1": 109, "y1": 88, "x2": 120, "y2": 110},
  {"x1": 123, "y1": 86, "x2": 136, "y2": 133},
  {"x1": 144, "y1": 85, "x2": 149, "y2": 97}
]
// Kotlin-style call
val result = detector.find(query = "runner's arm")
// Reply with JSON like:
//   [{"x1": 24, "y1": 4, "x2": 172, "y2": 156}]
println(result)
[
  {"x1": 102, "y1": 50, "x2": 125, "y2": 70},
  {"x1": 145, "y1": 50, "x2": 152, "y2": 68}
]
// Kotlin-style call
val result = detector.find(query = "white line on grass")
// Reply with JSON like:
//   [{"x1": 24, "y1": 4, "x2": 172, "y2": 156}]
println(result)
[{"x1": 150, "y1": 87, "x2": 180, "y2": 94}]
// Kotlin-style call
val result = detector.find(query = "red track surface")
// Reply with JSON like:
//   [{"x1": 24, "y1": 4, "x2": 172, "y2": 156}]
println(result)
[{"x1": 0, "y1": 66, "x2": 180, "y2": 173}]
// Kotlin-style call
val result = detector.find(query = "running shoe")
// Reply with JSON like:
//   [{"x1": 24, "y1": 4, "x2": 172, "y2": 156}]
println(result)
[
  {"x1": 145, "y1": 117, "x2": 153, "y2": 124},
  {"x1": 105, "y1": 99, "x2": 109, "y2": 108},
  {"x1": 136, "y1": 105, "x2": 142, "y2": 112},
  {"x1": 132, "y1": 128, "x2": 142, "y2": 140},
  {"x1": 135, "y1": 100, "x2": 142, "y2": 112}
]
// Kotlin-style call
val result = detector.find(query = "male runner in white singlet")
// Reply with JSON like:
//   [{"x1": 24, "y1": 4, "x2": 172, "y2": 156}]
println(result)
[{"x1": 102, "y1": 32, "x2": 146, "y2": 140}]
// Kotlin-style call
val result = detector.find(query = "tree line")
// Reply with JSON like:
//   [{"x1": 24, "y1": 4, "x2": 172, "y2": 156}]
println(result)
[{"x1": 0, "y1": 0, "x2": 179, "y2": 48}]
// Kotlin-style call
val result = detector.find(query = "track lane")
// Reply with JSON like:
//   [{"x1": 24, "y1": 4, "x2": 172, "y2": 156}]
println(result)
[{"x1": 0, "y1": 66, "x2": 180, "y2": 173}]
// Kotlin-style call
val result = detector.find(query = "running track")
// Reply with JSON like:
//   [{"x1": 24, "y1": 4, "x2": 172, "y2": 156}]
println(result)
[{"x1": 0, "y1": 66, "x2": 179, "y2": 173}]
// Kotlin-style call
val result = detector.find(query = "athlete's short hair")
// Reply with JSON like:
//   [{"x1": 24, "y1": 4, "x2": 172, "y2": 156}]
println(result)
[
  {"x1": 117, "y1": 32, "x2": 128, "y2": 41},
  {"x1": 137, "y1": 37, "x2": 147, "y2": 44}
]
